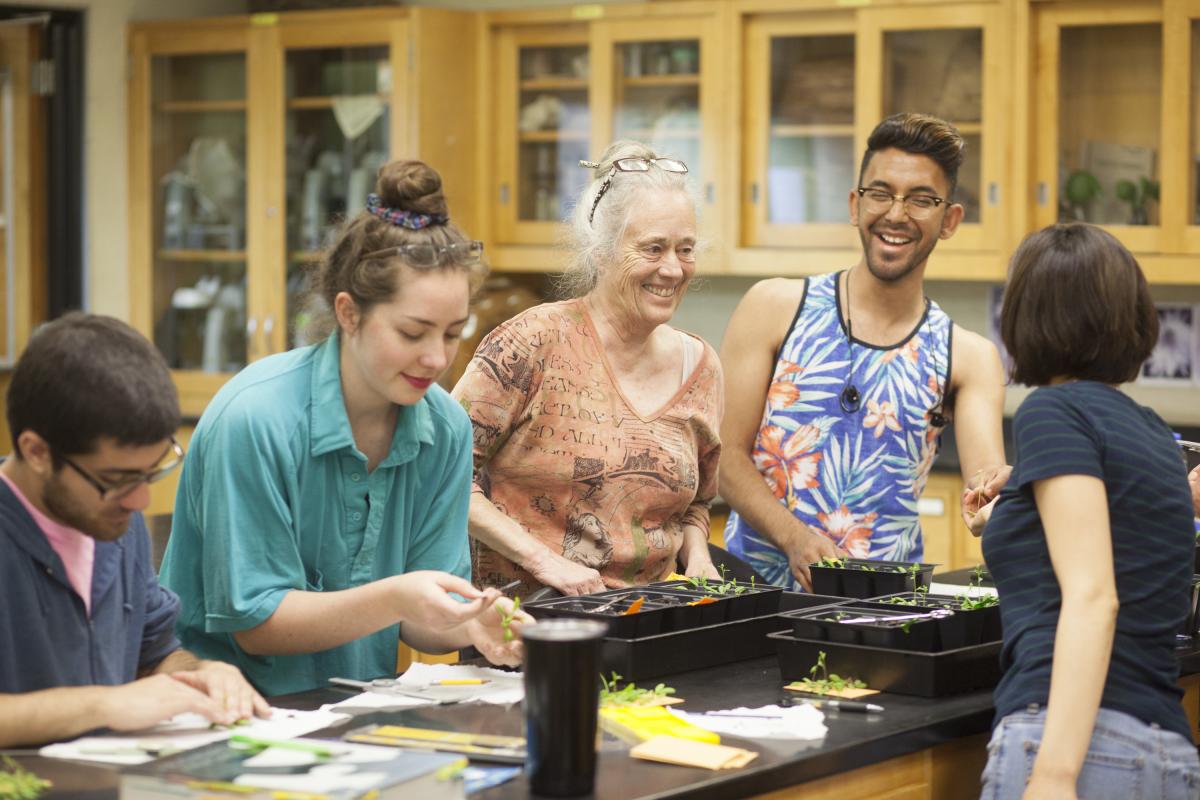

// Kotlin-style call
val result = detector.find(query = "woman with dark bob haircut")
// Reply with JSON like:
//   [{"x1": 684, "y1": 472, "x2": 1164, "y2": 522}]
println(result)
[{"x1": 980, "y1": 223, "x2": 1199, "y2": 799}]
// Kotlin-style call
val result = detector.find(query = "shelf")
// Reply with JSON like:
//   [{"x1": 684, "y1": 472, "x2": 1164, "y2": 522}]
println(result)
[
  {"x1": 155, "y1": 100, "x2": 246, "y2": 113},
  {"x1": 954, "y1": 122, "x2": 983, "y2": 136},
  {"x1": 519, "y1": 77, "x2": 588, "y2": 92},
  {"x1": 158, "y1": 249, "x2": 246, "y2": 263},
  {"x1": 770, "y1": 123, "x2": 855, "y2": 138},
  {"x1": 621, "y1": 74, "x2": 700, "y2": 88},
  {"x1": 617, "y1": 128, "x2": 701, "y2": 140},
  {"x1": 519, "y1": 129, "x2": 589, "y2": 143},
  {"x1": 287, "y1": 94, "x2": 389, "y2": 111},
  {"x1": 289, "y1": 250, "x2": 323, "y2": 263}
]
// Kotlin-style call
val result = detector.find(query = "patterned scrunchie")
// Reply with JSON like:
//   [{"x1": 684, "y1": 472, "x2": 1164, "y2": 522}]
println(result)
[{"x1": 365, "y1": 193, "x2": 449, "y2": 230}]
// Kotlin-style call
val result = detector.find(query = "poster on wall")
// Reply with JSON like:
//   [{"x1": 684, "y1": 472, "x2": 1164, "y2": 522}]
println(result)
[{"x1": 1141, "y1": 303, "x2": 1198, "y2": 385}]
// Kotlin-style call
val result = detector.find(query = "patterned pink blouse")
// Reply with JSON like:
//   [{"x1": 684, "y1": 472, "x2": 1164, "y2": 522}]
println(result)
[{"x1": 451, "y1": 299, "x2": 723, "y2": 591}]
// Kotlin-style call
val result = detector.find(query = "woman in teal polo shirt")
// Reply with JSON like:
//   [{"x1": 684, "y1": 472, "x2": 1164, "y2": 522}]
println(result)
[{"x1": 160, "y1": 160, "x2": 527, "y2": 696}]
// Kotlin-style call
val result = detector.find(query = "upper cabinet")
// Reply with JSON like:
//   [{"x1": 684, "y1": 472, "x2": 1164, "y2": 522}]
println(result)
[
  {"x1": 735, "y1": 1, "x2": 1009, "y2": 279},
  {"x1": 1032, "y1": 0, "x2": 1199, "y2": 282},
  {"x1": 483, "y1": 2, "x2": 724, "y2": 272},
  {"x1": 129, "y1": 8, "x2": 477, "y2": 416}
]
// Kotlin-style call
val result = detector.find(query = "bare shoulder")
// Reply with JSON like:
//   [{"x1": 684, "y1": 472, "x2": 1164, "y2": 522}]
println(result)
[
  {"x1": 950, "y1": 324, "x2": 1004, "y2": 391},
  {"x1": 724, "y1": 278, "x2": 807, "y2": 351}
]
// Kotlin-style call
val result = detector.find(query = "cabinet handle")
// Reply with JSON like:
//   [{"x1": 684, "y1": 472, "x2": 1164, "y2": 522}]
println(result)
[
  {"x1": 1036, "y1": 182, "x2": 1049, "y2": 207},
  {"x1": 263, "y1": 315, "x2": 275, "y2": 354},
  {"x1": 987, "y1": 182, "x2": 999, "y2": 206},
  {"x1": 749, "y1": 183, "x2": 759, "y2": 204},
  {"x1": 245, "y1": 316, "x2": 258, "y2": 361},
  {"x1": 499, "y1": 183, "x2": 510, "y2": 205},
  {"x1": 705, "y1": 183, "x2": 714, "y2": 204}
]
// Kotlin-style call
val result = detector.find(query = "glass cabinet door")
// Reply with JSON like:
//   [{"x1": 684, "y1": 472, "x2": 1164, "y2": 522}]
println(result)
[
  {"x1": 284, "y1": 44, "x2": 391, "y2": 349},
  {"x1": 882, "y1": 29, "x2": 983, "y2": 224},
  {"x1": 150, "y1": 52, "x2": 249, "y2": 374},
  {"x1": 1036, "y1": 6, "x2": 1163, "y2": 253},
  {"x1": 611, "y1": 37, "x2": 703, "y2": 196},
  {"x1": 743, "y1": 16, "x2": 858, "y2": 249},
  {"x1": 496, "y1": 28, "x2": 590, "y2": 245},
  {"x1": 862, "y1": 5, "x2": 1004, "y2": 256}
]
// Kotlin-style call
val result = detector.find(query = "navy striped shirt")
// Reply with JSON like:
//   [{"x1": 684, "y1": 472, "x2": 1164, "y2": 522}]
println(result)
[{"x1": 983, "y1": 381, "x2": 1194, "y2": 741}]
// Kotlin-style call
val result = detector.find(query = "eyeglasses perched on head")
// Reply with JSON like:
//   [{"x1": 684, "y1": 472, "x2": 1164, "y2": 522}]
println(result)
[
  {"x1": 61, "y1": 436, "x2": 185, "y2": 501},
  {"x1": 856, "y1": 187, "x2": 948, "y2": 220},
  {"x1": 362, "y1": 241, "x2": 484, "y2": 268},
  {"x1": 580, "y1": 157, "x2": 689, "y2": 224}
]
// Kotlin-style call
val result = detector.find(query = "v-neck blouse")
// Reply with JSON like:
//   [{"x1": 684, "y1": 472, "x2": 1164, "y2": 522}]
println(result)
[{"x1": 452, "y1": 299, "x2": 724, "y2": 591}]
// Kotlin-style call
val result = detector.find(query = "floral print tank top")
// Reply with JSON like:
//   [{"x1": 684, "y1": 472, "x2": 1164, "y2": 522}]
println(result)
[{"x1": 724, "y1": 271, "x2": 952, "y2": 590}]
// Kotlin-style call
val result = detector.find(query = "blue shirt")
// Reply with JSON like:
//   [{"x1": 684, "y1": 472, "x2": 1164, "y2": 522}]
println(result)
[
  {"x1": 725, "y1": 271, "x2": 952, "y2": 588},
  {"x1": 983, "y1": 382, "x2": 1194, "y2": 741},
  {"x1": 0, "y1": 483, "x2": 180, "y2": 692},
  {"x1": 160, "y1": 334, "x2": 474, "y2": 696}
]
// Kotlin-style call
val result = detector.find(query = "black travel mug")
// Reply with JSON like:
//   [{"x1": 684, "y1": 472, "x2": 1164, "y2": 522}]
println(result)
[{"x1": 522, "y1": 618, "x2": 608, "y2": 796}]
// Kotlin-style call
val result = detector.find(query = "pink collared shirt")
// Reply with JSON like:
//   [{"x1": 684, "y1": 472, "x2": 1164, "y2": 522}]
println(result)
[{"x1": 0, "y1": 472, "x2": 94, "y2": 616}]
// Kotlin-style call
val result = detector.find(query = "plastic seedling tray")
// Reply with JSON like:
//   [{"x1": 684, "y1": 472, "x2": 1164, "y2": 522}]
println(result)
[
  {"x1": 770, "y1": 630, "x2": 1003, "y2": 697},
  {"x1": 651, "y1": 579, "x2": 782, "y2": 621},
  {"x1": 867, "y1": 592, "x2": 995, "y2": 649},
  {"x1": 523, "y1": 593, "x2": 669, "y2": 639},
  {"x1": 806, "y1": 559, "x2": 936, "y2": 599},
  {"x1": 781, "y1": 606, "x2": 943, "y2": 652}
]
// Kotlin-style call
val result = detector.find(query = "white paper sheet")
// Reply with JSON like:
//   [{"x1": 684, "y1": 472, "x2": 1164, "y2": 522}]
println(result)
[
  {"x1": 928, "y1": 582, "x2": 998, "y2": 599},
  {"x1": 667, "y1": 704, "x2": 828, "y2": 741},
  {"x1": 38, "y1": 706, "x2": 348, "y2": 765},
  {"x1": 321, "y1": 663, "x2": 524, "y2": 712}
]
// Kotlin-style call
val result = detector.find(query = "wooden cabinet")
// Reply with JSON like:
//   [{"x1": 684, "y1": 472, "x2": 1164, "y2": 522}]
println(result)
[
  {"x1": 480, "y1": 2, "x2": 727, "y2": 272},
  {"x1": 733, "y1": 0, "x2": 1012, "y2": 280},
  {"x1": 129, "y1": 8, "x2": 477, "y2": 416},
  {"x1": 920, "y1": 472, "x2": 983, "y2": 573},
  {"x1": 1031, "y1": 0, "x2": 1200, "y2": 282}
]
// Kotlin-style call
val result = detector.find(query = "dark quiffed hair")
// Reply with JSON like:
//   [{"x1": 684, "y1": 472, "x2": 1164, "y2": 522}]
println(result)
[
  {"x1": 858, "y1": 113, "x2": 966, "y2": 195},
  {"x1": 6, "y1": 313, "x2": 180, "y2": 461},
  {"x1": 1001, "y1": 223, "x2": 1158, "y2": 387},
  {"x1": 305, "y1": 159, "x2": 487, "y2": 340}
]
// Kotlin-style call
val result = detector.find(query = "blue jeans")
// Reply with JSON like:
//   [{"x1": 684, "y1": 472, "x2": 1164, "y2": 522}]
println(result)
[{"x1": 980, "y1": 706, "x2": 1200, "y2": 800}]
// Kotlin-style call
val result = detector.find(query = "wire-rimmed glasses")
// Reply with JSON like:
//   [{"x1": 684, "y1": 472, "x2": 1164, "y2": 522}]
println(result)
[
  {"x1": 61, "y1": 436, "x2": 185, "y2": 501},
  {"x1": 580, "y1": 157, "x2": 689, "y2": 224},
  {"x1": 856, "y1": 187, "x2": 948, "y2": 220}
]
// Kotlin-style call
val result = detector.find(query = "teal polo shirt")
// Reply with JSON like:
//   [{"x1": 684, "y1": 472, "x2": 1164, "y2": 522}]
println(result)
[{"x1": 159, "y1": 334, "x2": 473, "y2": 696}]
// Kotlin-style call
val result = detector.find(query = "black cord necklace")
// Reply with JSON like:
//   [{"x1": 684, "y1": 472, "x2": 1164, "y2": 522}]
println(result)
[{"x1": 838, "y1": 269, "x2": 948, "y2": 427}]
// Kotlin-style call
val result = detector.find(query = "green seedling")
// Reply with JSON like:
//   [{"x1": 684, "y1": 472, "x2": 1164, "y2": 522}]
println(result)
[
  {"x1": 599, "y1": 672, "x2": 676, "y2": 707},
  {"x1": 970, "y1": 563, "x2": 988, "y2": 588},
  {"x1": 793, "y1": 651, "x2": 867, "y2": 696},
  {"x1": 0, "y1": 757, "x2": 50, "y2": 800},
  {"x1": 498, "y1": 596, "x2": 521, "y2": 643},
  {"x1": 816, "y1": 556, "x2": 845, "y2": 569}
]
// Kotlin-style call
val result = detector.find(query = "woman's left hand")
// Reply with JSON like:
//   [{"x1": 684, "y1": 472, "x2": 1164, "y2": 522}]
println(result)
[
  {"x1": 465, "y1": 597, "x2": 535, "y2": 667},
  {"x1": 684, "y1": 559, "x2": 722, "y2": 581}
]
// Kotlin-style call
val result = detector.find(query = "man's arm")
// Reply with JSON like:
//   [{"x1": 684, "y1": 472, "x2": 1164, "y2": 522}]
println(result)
[
  {"x1": 0, "y1": 674, "x2": 223, "y2": 748},
  {"x1": 948, "y1": 326, "x2": 1010, "y2": 535},
  {"x1": 719, "y1": 279, "x2": 845, "y2": 591}
]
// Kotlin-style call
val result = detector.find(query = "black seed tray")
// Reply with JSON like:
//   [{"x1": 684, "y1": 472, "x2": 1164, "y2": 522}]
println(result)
[
  {"x1": 651, "y1": 580, "x2": 783, "y2": 621},
  {"x1": 865, "y1": 592, "x2": 1000, "y2": 649},
  {"x1": 770, "y1": 630, "x2": 1003, "y2": 697},
  {"x1": 808, "y1": 558, "x2": 936, "y2": 599},
  {"x1": 780, "y1": 606, "x2": 940, "y2": 652},
  {"x1": 523, "y1": 592, "x2": 671, "y2": 638}
]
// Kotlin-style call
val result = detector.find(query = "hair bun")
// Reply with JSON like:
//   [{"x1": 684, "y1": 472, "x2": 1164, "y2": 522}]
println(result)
[{"x1": 376, "y1": 159, "x2": 448, "y2": 217}]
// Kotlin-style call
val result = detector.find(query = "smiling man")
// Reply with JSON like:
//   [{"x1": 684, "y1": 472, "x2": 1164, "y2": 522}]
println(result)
[
  {"x1": 720, "y1": 113, "x2": 1009, "y2": 591},
  {"x1": 0, "y1": 314, "x2": 267, "y2": 747}
]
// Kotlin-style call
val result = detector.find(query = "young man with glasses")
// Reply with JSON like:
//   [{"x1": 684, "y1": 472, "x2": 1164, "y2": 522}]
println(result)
[
  {"x1": 0, "y1": 313, "x2": 267, "y2": 747},
  {"x1": 719, "y1": 113, "x2": 1009, "y2": 591}
]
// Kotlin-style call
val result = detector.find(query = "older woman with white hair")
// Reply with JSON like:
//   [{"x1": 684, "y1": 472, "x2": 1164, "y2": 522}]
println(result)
[{"x1": 451, "y1": 140, "x2": 723, "y2": 595}]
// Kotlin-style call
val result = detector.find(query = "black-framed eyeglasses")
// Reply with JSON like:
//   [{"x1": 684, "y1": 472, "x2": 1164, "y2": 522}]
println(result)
[
  {"x1": 580, "y1": 157, "x2": 689, "y2": 224},
  {"x1": 362, "y1": 241, "x2": 484, "y2": 268},
  {"x1": 856, "y1": 187, "x2": 948, "y2": 220},
  {"x1": 61, "y1": 436, "x2": 185, "y2": 501}
]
